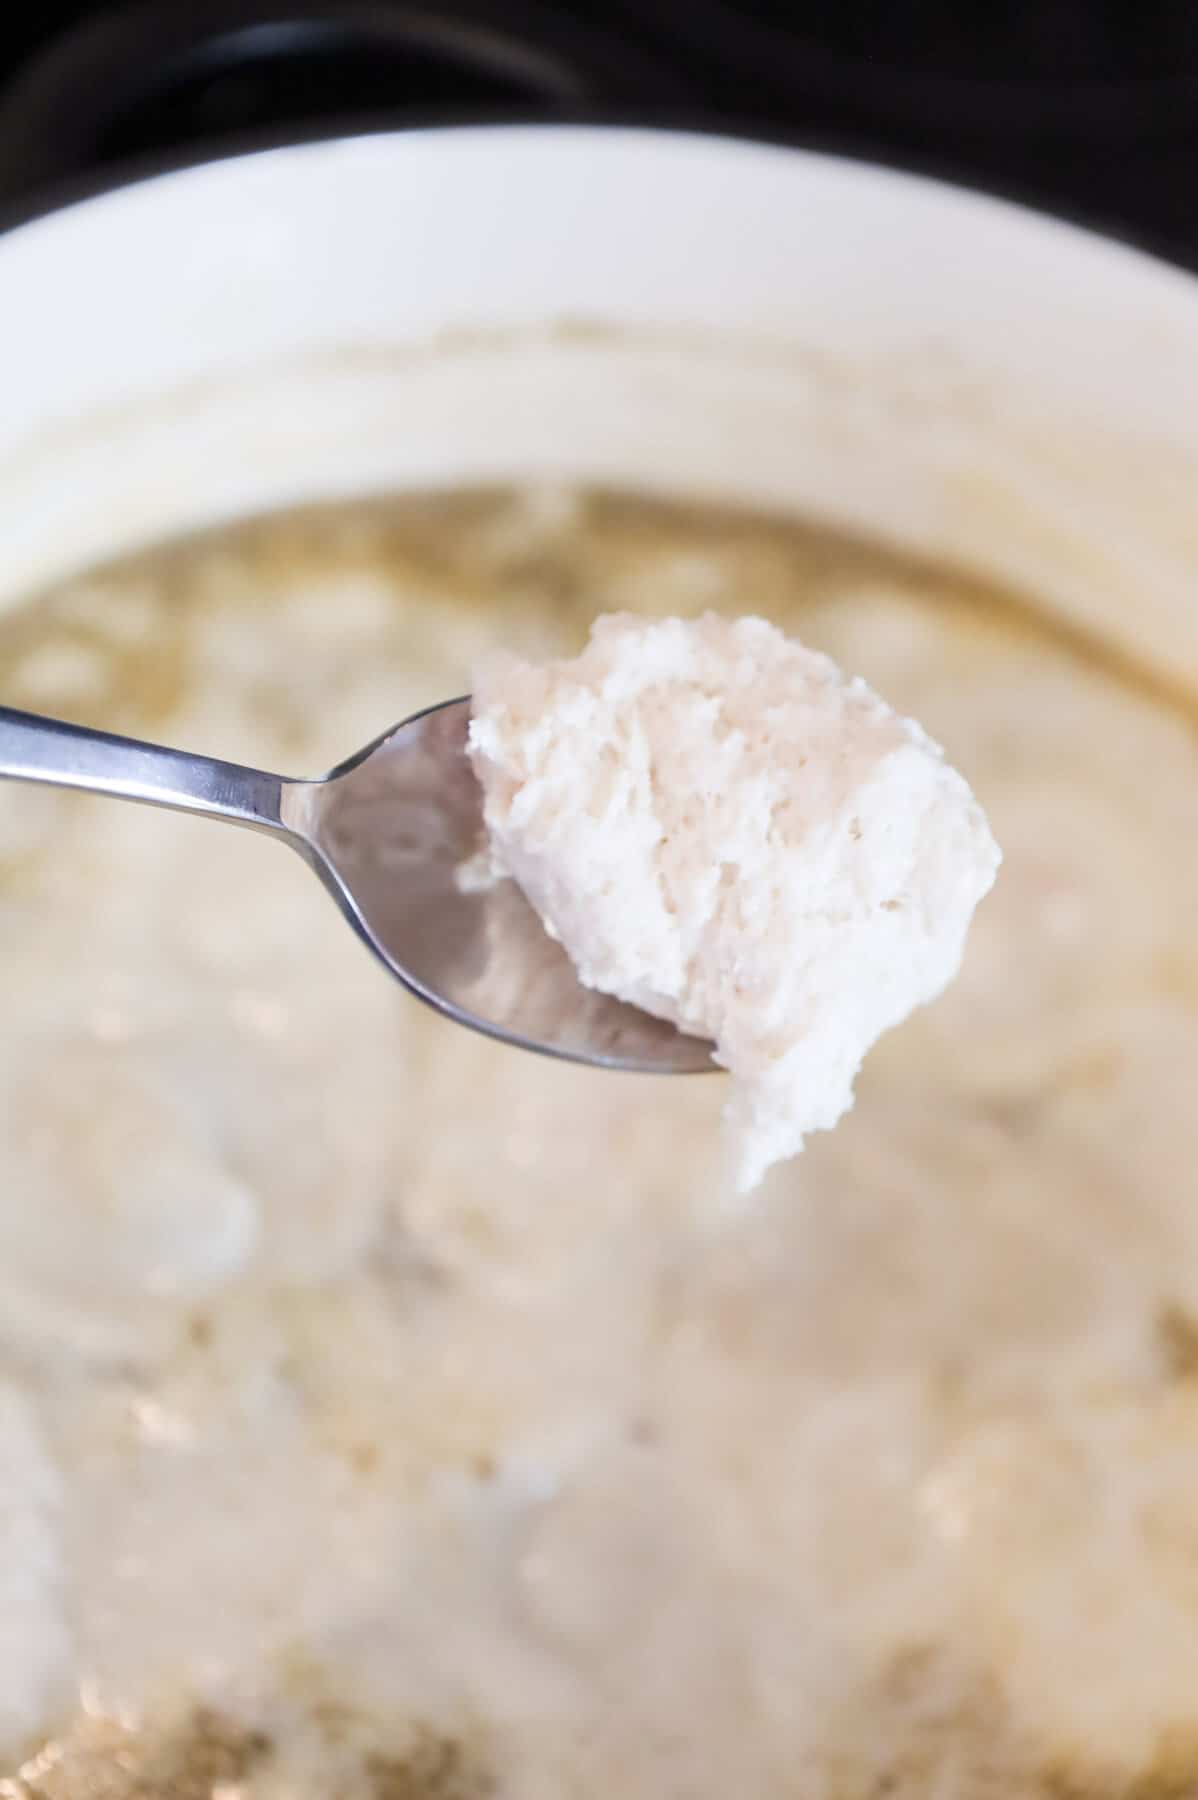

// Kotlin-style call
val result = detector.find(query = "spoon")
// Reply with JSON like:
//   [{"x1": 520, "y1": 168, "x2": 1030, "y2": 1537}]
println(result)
[{"x1": 0, "y1": 700, "x2": 714, "y2": 1074}]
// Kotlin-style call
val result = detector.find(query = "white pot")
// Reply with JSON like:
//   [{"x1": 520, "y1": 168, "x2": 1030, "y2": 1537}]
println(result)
[{"x1": 1, "y1": 124, "x2": 1197, "y2": 686}]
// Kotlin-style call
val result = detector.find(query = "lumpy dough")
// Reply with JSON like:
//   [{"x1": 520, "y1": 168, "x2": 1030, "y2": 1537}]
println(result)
[
  {"x1": 0, "y1": 489, "x2": 1197, "y2": 1797},
  {"x1": 469, "y1": 611, "x2": 1000, "y2": 1191}
]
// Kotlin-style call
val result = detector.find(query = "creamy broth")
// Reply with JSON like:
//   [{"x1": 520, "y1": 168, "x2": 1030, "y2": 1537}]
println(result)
[{"x1": 2, "y1": 488, "x2": 1198, "y2": 1797}]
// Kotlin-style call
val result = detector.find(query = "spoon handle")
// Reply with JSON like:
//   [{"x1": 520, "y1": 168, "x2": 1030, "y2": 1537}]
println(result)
[{"x1": 0, "y1": 704, "x2": 293, "y2": 836}]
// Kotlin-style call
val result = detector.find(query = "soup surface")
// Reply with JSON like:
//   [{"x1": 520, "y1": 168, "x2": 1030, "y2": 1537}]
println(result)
[{"x1": 2, "y1": 489, "x2": 1198, "y2": 1798}]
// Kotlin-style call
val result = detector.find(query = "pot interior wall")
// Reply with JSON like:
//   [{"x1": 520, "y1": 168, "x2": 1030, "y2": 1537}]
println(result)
[{"x1": 1, "y1": 128, "x2": 1196, "y2": 689}]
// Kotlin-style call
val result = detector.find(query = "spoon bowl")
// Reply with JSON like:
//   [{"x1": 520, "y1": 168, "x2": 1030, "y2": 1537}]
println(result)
[{"x1": 0, "y1": 697, "x2": 715, "y2": 1075}]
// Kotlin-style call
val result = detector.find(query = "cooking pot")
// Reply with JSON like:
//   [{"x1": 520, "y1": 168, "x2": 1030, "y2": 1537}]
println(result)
[
  {"x1": 4, "y1": 71, "x2": 1198, "y2": 1800},
  {"x1": 1, "y1": 121, "x2": 1197, "y2": 700}
]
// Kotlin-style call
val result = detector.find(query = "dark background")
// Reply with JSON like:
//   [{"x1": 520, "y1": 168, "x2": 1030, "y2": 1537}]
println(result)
[{"x1": 0, "y1": 0, "x2": 1195, "y2": 266}]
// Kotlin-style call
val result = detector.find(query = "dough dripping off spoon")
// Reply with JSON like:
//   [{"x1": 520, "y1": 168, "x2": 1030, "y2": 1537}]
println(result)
[{"x1": 468, "y1": 611, "x2": 1002, "y2": 1192}]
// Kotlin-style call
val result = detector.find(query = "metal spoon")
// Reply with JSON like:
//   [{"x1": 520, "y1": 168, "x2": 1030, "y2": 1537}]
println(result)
[{"x1": 0, "y1": 700, "x2": 714, "y2": 1074}]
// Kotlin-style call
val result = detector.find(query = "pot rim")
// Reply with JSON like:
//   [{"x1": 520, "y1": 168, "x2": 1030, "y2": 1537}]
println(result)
[{"x1": 1, "y1": 107, "x2": 1193, "y2": 282}]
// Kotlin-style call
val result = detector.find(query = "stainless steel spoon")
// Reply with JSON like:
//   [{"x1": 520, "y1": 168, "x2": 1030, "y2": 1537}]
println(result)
[{"x1": 0, "y1": 700, "x2": 714, "y2": 1074}]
